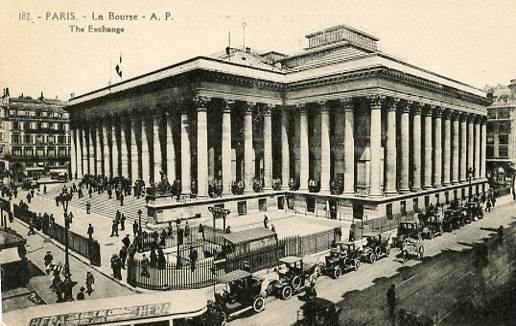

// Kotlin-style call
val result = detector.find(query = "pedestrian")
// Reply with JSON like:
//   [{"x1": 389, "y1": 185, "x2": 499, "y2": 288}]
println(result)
[
  {"x1": 120, "y1": 193, "x2": 124, "y2": 206},
  {"x1": 485, "y1": 199, "x2": 491, "y2": 212},
  {"x1": 270, "y1": 224, "x2": 276, "y2": 233},
  {"x1": 86, "y1": 202, "x2": 91, "y2": 214},
  {"x1": 110, "y1": 254, "x2": 122, "y2": 280},
  {"x1": 492, "y1": 196, "x2": 496, "y2": 207},
  {"x1": 85, "y1": 272, "x2": 95, "y2": 295},
  {"x1": 120, "y1": 214, "x2": 126, "y2": 231},
  {"x1": 78, "y1": 188, "x2": 83, "y2": 198},
  {"x1": 198, "y1": 223, "x2": 205, "y2": 240},
  {"x1": 349, "y1": 228, "x2": 355, "y2": 242},
  {"x1": 28, "y1": 221, "x2": 36, "y2": 236},
  {"x1": 150, "y1": 248, "x2": 157, "y2": 268},
  {"x1": 263, "y1": 214, "x2": 269, "y2": 228},
  {"x1": 68, "y1": 211, "x2": 74, "y2": 224},
  {"x1": 133, "y1": 220, "x2": 139, "y2": 237},
  {"x1": 107, "y1": 187, "x2": 112, "y2": 199},
  {"x1": 167, "y1": 221, "x2": 173, "y2": 237},
  {"x1": 184, "y1": 221, "x2": 190, "y2": 239},
  {"x1": 225, "y1": 225, "x2": 231, "y2": 234},
  {"x1": 44, "y1": 251, "x2": 53, "y2": 273},
  {"x1": 119, "y1": 246, "x2": 128, "y2": 269},
  {"x1": 87, "y1": 224, "x2": 94, "y2": 240},
  {"x1": 88, "y1": 187, "x2": 93, "y2": 198},
  {"x1": 43, "y1": 184, "x2": 47, "y2": 194},
  {"x1": 110, "y1": 220, "x2": 119, "y2": 237},
  {"x1": 387, "y1": 284, "x2": 396, "y2": 319},
  {"x1": 157, "y1": 248, "x2": 166, "y2": 269},
  {"x1": 77, "y1": 287, "x2": 85, "y2": 300},
  {"x1": 189, "y1": 248, "x2": 198, "y2": 272},
  {"x1": 26, "y1": 192, "x2": 32, "y2": 204},
  {"x1": 54, "y1": 277, "x2": 64, "y2": 303},
  {"x1": 141, "y1": 254, "x2": 150, "y2": 278},
  {"x1": 122, "y1": 234, "x2": 131, "y2": 248},
  {"x1": 116, "y1": 210, "x2": 121, "y2": 221}
]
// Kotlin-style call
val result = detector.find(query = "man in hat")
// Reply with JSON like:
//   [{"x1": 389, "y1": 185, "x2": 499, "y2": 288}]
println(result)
[
  {"x1": 44, "y1": 251, "x2": 53, "y2": 273},
  {"x1": 77, "y1": 287, "x2": 85, "y2": 300}
]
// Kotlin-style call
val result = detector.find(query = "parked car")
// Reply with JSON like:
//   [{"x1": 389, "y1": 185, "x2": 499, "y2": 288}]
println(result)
[
  {"x1": 322, "y1": 241, "x2": 361, "y2": 278},
  {"x1": 361, "y1": 232, "x2": 392, "y2": 263},
  {"x1": 267, "y1": 256, "x2": 320, "y2": 300},
  {"x1": 210, "y1": 269, "x2": 266, "y2": 322},
  {"x1": 396, "y1": 221, "x2": 423, "y2": 247}
]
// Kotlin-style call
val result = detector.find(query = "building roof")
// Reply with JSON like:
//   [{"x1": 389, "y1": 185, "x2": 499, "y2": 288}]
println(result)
[
  {"x1": 215, "y1": 269, "x2": 252, "y2": 283},
  {"x1": 0, "y1": 228, "x2": 26, "y2": 250},
  {"x1": 222, "y1": 227, "x2": 277, "y2": 244}
]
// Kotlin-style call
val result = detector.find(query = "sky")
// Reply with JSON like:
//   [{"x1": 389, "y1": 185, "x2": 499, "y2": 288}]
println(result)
[{"x1": 1, "y1": 0, "x2": 515, "y2": 101}]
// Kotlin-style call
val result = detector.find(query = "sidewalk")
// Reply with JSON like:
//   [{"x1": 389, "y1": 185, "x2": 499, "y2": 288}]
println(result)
[{"x1": 4, "y1": 218, "x2": 135, "y2": 308}]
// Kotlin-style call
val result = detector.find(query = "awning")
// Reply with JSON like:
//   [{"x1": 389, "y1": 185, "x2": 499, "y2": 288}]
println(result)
[
  {"x1": 0, "y1": 229, "x2": 26, "y2": 250},
  {"x1": 222, "y1": 227, "x2": 277, "y2": 245}
]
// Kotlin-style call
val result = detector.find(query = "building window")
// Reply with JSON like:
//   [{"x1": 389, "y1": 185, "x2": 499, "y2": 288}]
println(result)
[
  {"x1": 386, "y1": 203, "x2": 393, "y2": 219},
  {"x1": 487, "y1": 110, "x2": 496, "y2": 119},
  {"x1": 12, "y1": 121, "x2": 19, "y2": 130},
  {"x1": 413, "y1": 198, "x2": 418, "y2": 211},
  {"x1": 12, "y1": 147, "x2": 22, "y2": 156},
  {"x1": 499, "y1": 122, "x2": 510, "y2": 134},
  {"x1": 23, "y1": 122, "x2": 30, "y2": 131},
  {"x1": 499, "y1": 146, "x2": 508, "y2": 157},
  {"x1": 486, "y1": 145, "x2": 494, "y2": 157},
  {"x1": 11, "y1": 134, "x2": 20, "y2": 144},
  {"x1": 24, "y1": 135, "x2": 32, "y2": 144},
  {"x1": 498, "y1": 134, "x2": 509, "y2": 145},
  {"x1": 498, "y1": 109, "x2": 510, "y2": 119}
]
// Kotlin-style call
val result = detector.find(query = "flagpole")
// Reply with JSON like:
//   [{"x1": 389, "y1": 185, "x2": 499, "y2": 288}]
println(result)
[{"x1": 109, "y1": 56, "x2": 112, "y2": 87}]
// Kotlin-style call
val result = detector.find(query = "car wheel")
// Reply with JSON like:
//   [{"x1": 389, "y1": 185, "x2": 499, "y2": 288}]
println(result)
[
  {"x1": 369, "y1": 253, "x2": 377, "y2": 263},
  {"x1": 281, "y1": 285, "x2": 293, "y2": 300},
  {"x1": 354, "y1": 260, "x2": 361, "y2": 271},
  {"x1": 374, "y1": 246, "x2": 381, "y2": 257},
  {"x1": 428, "y1": 230, "x2": 433, "y2": 239},
  {"x1": 253, "y1": 296, "x2": 266, "y2": 312},
  {"x1": 333, "y1": 266, "x2": 342, "y2": 279},
  {"x1": 385, "y1": 247, "x2": 391, "y2": 257},
  {"x1": 291, "y1": 275, "x2": 302, "y2": 290}
]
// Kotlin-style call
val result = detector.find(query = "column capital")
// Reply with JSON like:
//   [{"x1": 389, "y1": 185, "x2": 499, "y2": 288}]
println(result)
[
  {"x1": 386, "y1": 97, "x2": 400, "y2": 112},
  {"x1": 223, "y1": 99, "x2": 235, "y2": 113},
  {"x1": 340, "y1": 98, "x2": 354, "y2": 111},
  {"x1": 193, "y1": 96, "x2": 210, "y2": 111},
  {"x1": 422, "y1": 105, "x2": 434, "y2": 117},
  {"x1": 433, "y1": 107, "x2": 443, "y2": 118},
  {"x1": 241, "y1": 101, "x2": 255, "y2": 113},
  {"x1": 409, "y1": 101, "x2": 423, "y2": 115},
  {"x1": 368, "y1": 95, "x2": 386, "y2": 109},
  {"x1": 259, "y1": 103, "x2": 273, "y2": 116},
  {"x1": 296, "y1": 103, "x2": 309, "y2": 114}
]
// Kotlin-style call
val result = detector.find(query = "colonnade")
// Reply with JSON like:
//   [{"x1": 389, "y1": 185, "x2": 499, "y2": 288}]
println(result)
[{"x1": 69, "y1": 95, "x2": 487, "y2": 197}]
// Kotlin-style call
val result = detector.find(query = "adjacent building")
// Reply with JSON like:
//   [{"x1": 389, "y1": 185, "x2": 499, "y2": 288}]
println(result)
[
  {"x1": 486, "y1": 80, "x2": 516, "y2": 192},
  {"x1": 66, "y1": 24, "x2": 490, "y2": 224},
  {"x1": 0, "y1": 88, "x2": 70, "y2": 184}
]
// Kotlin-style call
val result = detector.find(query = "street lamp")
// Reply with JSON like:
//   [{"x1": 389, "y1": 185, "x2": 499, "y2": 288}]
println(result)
[
  {"x1": 175, "y1": 218, "x2": 181, "y2": 267},
  {"x1": 137, "y1": 209, "x2": 143, "y2": 249},
  {"x1": 467, "y1": 167, "x2": 474, "y2": 201},
  {"x1": 56, "y1": 189, "x2": 74, "y2": 301}
]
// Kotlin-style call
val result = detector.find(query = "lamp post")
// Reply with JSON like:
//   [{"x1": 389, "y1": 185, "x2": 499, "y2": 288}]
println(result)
[
  {"x1": 467, "y1": 167, "x2": 474, "y2": 201},
  {"x1": 56, "y1": 189, "x2": 74, "y2": 301},
  {"x1": 175, "y1": 218, "x2": 181, "y2": 266},
  {"x1": 137, "y1": 209, "x2": 142, "y2": 249}
]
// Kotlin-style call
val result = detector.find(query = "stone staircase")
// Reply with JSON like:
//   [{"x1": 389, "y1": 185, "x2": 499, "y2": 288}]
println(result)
[{"x1": 42, "y1": 184, "x2": 147, "y2": 224}]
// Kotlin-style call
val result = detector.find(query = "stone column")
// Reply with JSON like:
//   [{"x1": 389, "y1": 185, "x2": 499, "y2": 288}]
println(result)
[
  {"x1": 88, "y1": 125, "x2": 95, "y2": 175},
  {"x1": 442, "y1": 110, "x2": 451, "y2": 185},
  {"x1": 76, "y1": 126, "x2": 83, "y2": 178},
  {"x1": 480, "y1": 118, "x2": 487, "y2": 179},
  {"x1": 369, "y1": 96, "x2": 383, "y2": 197},
  {"x1": 130, "y1": 114, "x2": 139, "y2": 182},
  {"x1": 467, "y1": 115, "x2": 474, "y2": 177},
  {"x1": 111, "y1": 118, "x2": 119, "y2": 178},
  {"x1": 451, "y1": 112, "x2": 460, "y2": 184},
  {"x1": 474, "y1": 117, "x2": 481, "y2": 179},
  {"x1": 384, "y1": 99, "x2": 398, "y2": 195},
  {"x1": 343, "y1": 99, "x2": 355, "y2": 194},
  {"x1": 180, "y1": 108, "x2": 191, "y2": 194},
  {"x1": 460, "y1": 114, "x2": 467, "y2": 182},
  {"x1": 96, "y1": 124, "x2": 102, "y2": 176},
  {"x1": 221, "y1": 101, "x2": 232, "y2": 196},
  {"x1": 281, "y1": 108, "x2": 290, "y2": 190},
  {"x1": 152, "y1": 112, "x2": 162, "y2": 183},
  {"x1": 243, "y1": 103, "x2": 254, "y2": 193},
  {"x1": 70, "y1": 126, "x2": 77, "y2": 179},
  {"x1": 196, "y1": 98, "x2": 208, "y2": 197},
  {"x1": 399, "y1": 102, "x2": 410, "y2": 193},
  {"x1": 320, "y1": 104, "x2": 331, "y2": 193},
  {"x1": 412, "y1": 105, "x2": 422, "y2": 191},
  {"x1": 141, "y1": 117, "x2": 151, "y2": 184},
  {"x1": 120, "y1": 116, "x2": 130, "y2": 178},
  {"x1": 263, "y1": 105, "x2": 273, "y2": 190},
  {"x1": 103, "y1": 119, "x2": 111, "y2": 179},
  {"x1": 165, "y1": 110, "x2": 176, "y2": 182},
  {"x1": 433, "y1": 108, "x2": 442, "y2": 188},
  {"x1": 299, "y1": 106, "x2": 309, "y2": 191},
  {"x1": 423, "y1": 107, "x2": 433, "y2": 189}
]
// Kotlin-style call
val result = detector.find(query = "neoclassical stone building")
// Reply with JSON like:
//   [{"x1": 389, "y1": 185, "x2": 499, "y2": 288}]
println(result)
[{"x1": 67, "y1": 25, "x2": 490, "y2": 223}]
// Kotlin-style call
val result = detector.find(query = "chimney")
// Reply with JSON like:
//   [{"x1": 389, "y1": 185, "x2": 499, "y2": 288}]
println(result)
[
  {"x1": 40, "y1": 91, "x2": 44, "y2": 100},
  {"x1": 5, "y1": 88, "x2": 9, "y2": 97}
]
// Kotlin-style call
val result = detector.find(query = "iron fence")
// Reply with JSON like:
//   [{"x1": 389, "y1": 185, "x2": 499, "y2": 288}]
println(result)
[
  {"x1": 138, "y1": 224, "x2": 225, "y2": 252},
  {"x1": 10, "y1": 202, "x2": 101, "y2": 266}
]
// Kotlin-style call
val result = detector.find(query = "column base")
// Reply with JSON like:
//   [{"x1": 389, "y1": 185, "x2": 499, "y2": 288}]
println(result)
[
  {"x1": 411, "y1": 187, "x2": 422, "y2": 192},
  {"x1": 281, "y1": 186, "x2": 290, "y2": 191},
  {"x1": 384, "y1": 191, "x2": 398, "y2": 197},
  {"x1": 298, "y1": 188, "x2": 308, "y2": 192},
  {"x1": 442, "y1": 182, "x2": 451, "y2": 187},
  {"x1": 459, "y1": 178, "x2": 467, "y2": 183},
  {"x1": 263, "y1": 187, "x2": 273, "y2": 191},
  {"x1": 422, "y1": 185, "x2": 433, "y2": 190},
  {"x1": 432, "y1": 184, "x2": 443, "y2": 188},
  {"x1": 341, "y1": 191, "x2": 355, "y2": 196},
  {"x1": 451, "y1": 180, "x2": 460, "y2": 184},
  {"x1": 398, "y1": 188, "x2": 411, "y2": 194}
]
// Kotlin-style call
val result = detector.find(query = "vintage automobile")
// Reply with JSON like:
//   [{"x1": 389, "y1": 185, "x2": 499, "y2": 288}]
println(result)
[
  {"x1": 401, "y1": 235, "x2": 424, "y2": 262},
  {"x1": 267, "y1": 256, "x2": 320, "y2": 300},
  {"x1": 296, "y1": 297, "x2": 341, "y2": 326},
  {"x1": 396, "y1": 221, "x2": 423, "y2": 247},
  {"x1": 442, "y1": 208, "x2": 461, "y2": 232},
  {"x1": 361, "y1": 232, "x2": 392, "y2": 263},
  {"x1": 466, "y1": 202, "x2": 484, "y2": 221},
  {"x1": 210, "y1": 269, "x2": 266, "y2": 321},
  {"x1": 322, "y1": 241, "x2": 362, "y2": 278}
]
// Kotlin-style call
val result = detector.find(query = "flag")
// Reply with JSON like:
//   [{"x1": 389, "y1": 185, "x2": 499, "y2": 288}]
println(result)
[{"x1": 115, "y1": 53, "x2": 122, "y2": 79}]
